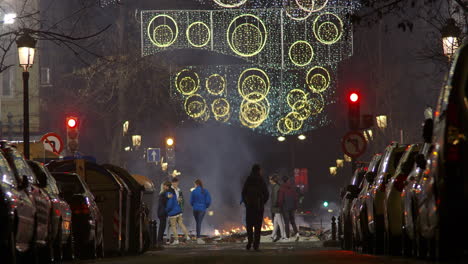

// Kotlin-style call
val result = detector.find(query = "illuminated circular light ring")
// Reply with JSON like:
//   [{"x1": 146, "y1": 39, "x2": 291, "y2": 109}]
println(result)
[
  {"x1": 317, "y1": 22, "x2": 340, "y2": 44},
  {"x1": 240, "y1": 75, "x2": 269, "y2": 102},
  {"x1": 147, "y1": 14, "x2": 179, "y2": 48},
  {"x1": 186, "y1": 21, "x2": 211, "y2": 48},
  {"x1": 240, "y1": 98, "x2": 270, "y2": 125},
  {"x1": 227, "y1": 14, "x2": 268, "y2": 57},
  {"x1": 306, "y1": 66, "x2": 331, "y2": 93},
  {"x1": 285, "y1": 112, "x2": 304, "y2": 131},
  {"x1": 289, "y1": 40, "x2": 314, "y2": 67},
  {"x1": 238, "y1": 68, "x2": 270, "y2": 102},
  {"x1": 213, "y1": 0, "x2": 247, "y2": 8},
  {"x1": 152, "y1": 25, "x2": 174, "y2": 47},
  {"x1": 295, "y1": 0, "x2": 329, "y2": 13},
  {"x1": 231, "y1": 23, "x2": 264, "y2": 57},
  {"x1": 313, "y1": 12, "x2": 344, "y2": 45},
  {"x1": 287, "y1": 89, "x2": 307, "y2": 109},
  {"x1": 211, "y1": 98, "x2": 230, "y2": 117},
  {"x1": 284, "y1": 3, "x2": 313, "y2": 21},
  {"x1": 277, "y1": 117, "x2": 292, "y2": 135},
  {"x1": 175, "y1": 69, "x2": 200, "y2": 95},
  {"x1": 307, "y1": 92, "x2": 325, "y2": 115},
  {"x1": 215, "y1": 112, "x2": 231, "y2": 123},
  {"x1": 197, "y1": 107, "x2": 210, "y2": 122},
  {"x1": 206, "y1": 74, "x2": 226, "y2": 95},
  {"x1": 184, "y1": 94, "x2": 207, "y2": 118},
  {"x1": 292, "y1": 100, "x2": 312, "y2": 121}
]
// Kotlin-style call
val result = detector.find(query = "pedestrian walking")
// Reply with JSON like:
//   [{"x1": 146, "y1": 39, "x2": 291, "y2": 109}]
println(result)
[
  {"x1": 278, "y1": 176, "x2": 299, "y2": 241},
  {"x1": 241, "y1": 164, "x2": 269, "y2": 251},
  {"x1": 269, "y1": 174, "x2": 288, "y2": 242},
  {"x1": 157, "y1": 181, "x2": 172, "y2": 248},
  {"x1": 166, "y1": 179, "x2": 190, "y2": 245},
  {"x1": 190, "y1": 179, "x2": 212, "y2": 244}
]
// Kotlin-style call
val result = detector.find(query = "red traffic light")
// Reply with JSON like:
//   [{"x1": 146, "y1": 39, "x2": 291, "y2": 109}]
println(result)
[
  {"x1": 349, "y1": 92, "x2": 359, "y2": 103},
  {"x1": 67, "y1": 117, "x2": 78, "y2": 128}
]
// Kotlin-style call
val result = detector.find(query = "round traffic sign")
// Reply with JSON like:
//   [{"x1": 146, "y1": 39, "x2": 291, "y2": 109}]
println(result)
[
  {"x1": 341, "y1": 131, "x2": 367, "y2": 159},
  {"x1": 40, "y1": 133, "x2": 64, "y2": 155}
]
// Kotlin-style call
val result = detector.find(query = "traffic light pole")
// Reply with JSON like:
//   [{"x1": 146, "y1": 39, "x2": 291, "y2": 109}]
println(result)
[{"x1": 23, "y1": 71, "x2": 30, "y2": 159}]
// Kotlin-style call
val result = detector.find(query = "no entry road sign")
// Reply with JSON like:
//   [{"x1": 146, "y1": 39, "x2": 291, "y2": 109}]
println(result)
[
  {"x1": 341, "y1": 131, "x2": 367, "y2": 159},
  {"x1": 40, "y1": 132, "x2": 64, "y2": 155}
]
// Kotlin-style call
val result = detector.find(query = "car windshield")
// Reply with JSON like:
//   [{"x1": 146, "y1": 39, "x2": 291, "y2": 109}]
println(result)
[
  {"x1": 53, "y1": 174, "x2": 85, "y2": 194},
  {"x1": 0, "y1": 152, "x2": 16, "y2": 187}
]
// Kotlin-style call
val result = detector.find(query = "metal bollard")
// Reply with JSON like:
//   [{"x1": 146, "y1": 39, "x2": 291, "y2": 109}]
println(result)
[
  {"x1": 150, "y1": 220, "x2": 158, "y2": 247},
  {"x1": 337, "y1": 216, "x2": 342, "y2": 241},
  {"x1": 331, "y1": 216, "x2": 337, "y2": 241}
]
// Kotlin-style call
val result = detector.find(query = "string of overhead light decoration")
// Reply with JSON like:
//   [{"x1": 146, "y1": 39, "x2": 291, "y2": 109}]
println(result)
[{"x1": 140, "y1": 0, "x2": 358, "y2": 136}]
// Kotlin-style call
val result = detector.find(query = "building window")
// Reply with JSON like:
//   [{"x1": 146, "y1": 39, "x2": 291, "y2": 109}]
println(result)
[
  {"x1": 41, "y1": 67, "x2": 50, "y2": 85},
  {"x1": 1, "y1": 67, "x2": 14, "y2": 97}
]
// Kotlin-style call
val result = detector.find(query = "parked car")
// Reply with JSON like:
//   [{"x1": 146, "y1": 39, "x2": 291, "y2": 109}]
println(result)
[
  {"x1": 401, "y1": 142, "x2": 433, "y2": 257},
  {"x1": 0, "y1": 142, "x2": 36, "y2": 264},
  {"x1": 384, "y1": 143, "x2": 421, "y2": 255},
  {"x1": 51, "y1": 172, "x2": 104, "y2": 259},
  {"x1": 350, "y1": 153, "x2": 382, "y2": 253},
  {"x1": 1, "y1": 143, "x2": 53, "y2": 262},
  {"x1": 365, "y1": 142, "x2": 407, "y2": 254},
  {"x1": 340, "y1": 167, "x2": 366, "y2": 250},
  {"x1": 414, "y1": 44, "x2": 468, "y2": 260},
  {"x1": 27, "y1": 161, "x2": 74, "y2": 261}
]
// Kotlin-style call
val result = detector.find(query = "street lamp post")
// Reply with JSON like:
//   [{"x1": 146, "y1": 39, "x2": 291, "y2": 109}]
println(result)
[{"x1": 16, "y1": 32, "x2": 36, "y2": 159}]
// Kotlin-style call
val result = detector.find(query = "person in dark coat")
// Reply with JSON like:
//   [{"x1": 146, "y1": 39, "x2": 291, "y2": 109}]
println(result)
[
  {"x1": 241, "y1": 164, "x2": 269, "y2": 251},
  {"x1": 157, "y1": 181, "x2": 172, "y2": 248},
  {"x1": 278, "y1": 176, "x2": 299, "y2": 240}
]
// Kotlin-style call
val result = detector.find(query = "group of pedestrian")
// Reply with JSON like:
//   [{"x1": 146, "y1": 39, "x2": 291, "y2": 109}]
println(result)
[
  {"x1": 241, "y1": 164, "x2": 300, "y2": 251},
  {"x1": 157, "y1": 177, "x2": 212, "y2": 248}
]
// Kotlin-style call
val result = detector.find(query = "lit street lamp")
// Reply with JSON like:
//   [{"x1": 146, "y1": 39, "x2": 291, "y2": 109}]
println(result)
[
  {"x1": 122, "y1": 121, "x2": 129, "y2": 136},
  {"x1": 336, "y1": 159, "x2": 344, "y2": 168},
  {"x1": 166, "y1": 137, "x2": 174, "y2": 147},
  {"x1": 441, "y1": 18, "x2": 461, "y2": 58},
  {"x1": 132, "y1": 135, "x2": 142, "y2": 150},
  {"x1": 298, "y1": 134, "x2": 306, "y2": 140},
  {"x1": 3, "y1": 13, "x2": 16, "y2": 24},
  {"x1": 17, "y1": 32, "x2": 36, "y2": 159},
  {"x1": 376, "y1": 115, "x2": 388, "y2": 129},
  {"x1": 277, "y1": 136, "x2": 286, "y2": 142},
  {"x1": 329, "y1": 167, "x2": 337, "y2": 176}
]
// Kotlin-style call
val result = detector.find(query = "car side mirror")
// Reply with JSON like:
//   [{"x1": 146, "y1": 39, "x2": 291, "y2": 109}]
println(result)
[
  {"x1": 95, "y1": 195, "x2": 105, "y2": 203},
  {"x1": 415, "y1": 154, "x2": 427, "y2": 170},
  {"x1": 423, "y1": 118, "x2": 433, "y2": 143},
  {"x1": 20, "y1": 175, "x2": 30, "y2": 190}
]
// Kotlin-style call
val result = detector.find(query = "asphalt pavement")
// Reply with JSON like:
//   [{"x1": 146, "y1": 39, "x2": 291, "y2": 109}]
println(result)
[{"x1": 73, "y1": 241, "x2": 440, "y2": 264}]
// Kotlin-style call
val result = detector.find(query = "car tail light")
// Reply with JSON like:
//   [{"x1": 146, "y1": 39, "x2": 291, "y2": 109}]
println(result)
[
  {"x1": 71, "y1": 204, "x2": 90, "y2": 215},
  {"x1": 393, "y1": 174, "x2": 407, "y2": 192}
]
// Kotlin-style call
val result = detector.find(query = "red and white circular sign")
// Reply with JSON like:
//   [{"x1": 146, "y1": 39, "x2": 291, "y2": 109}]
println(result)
[
  {"x1": 40, "y1": 133, "x2": 64, "y2": 155},
  {"x1": 341, "y1": 131, "x2": 367, "y2": 159}
]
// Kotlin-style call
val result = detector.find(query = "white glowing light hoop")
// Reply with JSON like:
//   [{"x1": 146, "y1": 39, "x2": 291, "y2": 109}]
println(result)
[
  {"x1": 213, "y1": 0, "x2": 247, "y2": 8},
  {"x1": 306, "y1": 66, "x2": 331, "y2": 93},
  {"x1": 206, "y1": 74, "x2": 226, "y2": 95},
  {"x1": 313, "y1": 12, "x2": 343, "y2": 45},
  {"x1": 184, "y1": 94, "x2": 207, "y2": 118},
  {"x1": 289, "y1": 40, "x2": 314, "y2": 67},
  {"x1": 211, "y1": 98, "x2": 231, "y2": 117},
  {"x1": 147, "y1": 14, "x2": 179, "y2": 48},
  {"x1": 175, "y1": 69, "x2": 200, "y2": 95},
  {"x1": 186, "y1": 21, "x2": 211, "y2": 48},
  {"x1": 238, "y1": 68, "x2": 271, "y2": 103},
  {"x1": 227, "y1": 14, "x2": 268, "y2": 57},
  {"x1": 295, "y1": 0, "x2": 329, "y2": 13}
]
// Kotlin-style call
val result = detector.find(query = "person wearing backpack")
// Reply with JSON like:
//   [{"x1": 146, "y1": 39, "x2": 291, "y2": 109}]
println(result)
[
  {"x1": 190, "y1": 179, "x2": 212, "y2": 244},
  {"x1": 241, "y1": 164, "x2": 269, "y2": 251},
  {"x1": 278, "y1": 176, "x2": 299, "y2": 241}
]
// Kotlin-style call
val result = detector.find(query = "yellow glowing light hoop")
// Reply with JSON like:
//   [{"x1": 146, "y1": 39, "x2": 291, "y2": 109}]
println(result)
[
  {"x1": 306, "y1": 66, "x2": 331, "y2": 93},
  {"x1": 240, "y1": 98, "x2": 270, "y2": 125},
  {"x1": 285, "y1": 112, "x2": 303, "y2": 131},
  {"x1": 295, "y1": 0, "x2": 329, "y2": 12},
  {"x1": 206, "y1": 74, "x2": 226, "y2": 95},
  {"x1": 184, "y1": 94, "x2": 207, "y2": 118},
  {"x1": 231, "y1": 23, "x2": 264, "y2": 57},
  {"x1": 307, "y1": 92, "x2": 325, "y2": 115},
  {"x1": 238, "y1": 68, "x2": 271, "y2": 103},
  {"x1": 287, "y1": 89, "x2": 307, "y2": 109},
  {"x1": 227, "y1": 14, "x2": 268, "y2": 57},
  {"x1": 293, "y1": 100, "x2": 312, "y2": 121},
  {"x1": 215, "y1": 112, "x2": 231, "y2": 122},
  {"x1": 313, "y1": 13, "x2": 344, "y2": 45},
  {"x1": 147, "y1": 14, "x2": 179, "y2": 48},
  {"x1": 186, "y1": 21, "x2": 211, "y2": 48},
  {"x1": 284, "y1": 1, "x2": 313, "y2": 21},
  {"x1": 175, "y1": 69, "x2": 200, "y2": 95},
  {"x1": 211, "y1": 98, "x2": 230, "y2": 117},
  {"x1": 277, "y1": 117, "x2": 292, "y2": 134},
  {"x1": 289, "y1": 41, "x2": 314, "y2": 67},
  {"x1": 213, "y1": 0, "x2": 247, "y2": 8}
]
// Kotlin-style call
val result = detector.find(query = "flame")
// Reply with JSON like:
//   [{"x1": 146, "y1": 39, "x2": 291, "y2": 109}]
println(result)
[
  {"x1": 261, "y1": 217, "x2": 274, "y2": 231},
  {"x1": 212, "y1": 217, "x2": 273, "y2": 237},
  {"x1": 214, "y1": 229, "x2": 220, "y2": 236}
]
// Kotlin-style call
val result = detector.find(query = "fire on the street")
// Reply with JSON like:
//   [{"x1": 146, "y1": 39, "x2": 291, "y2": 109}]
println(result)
[{"x1": 214, "y1": 217, "x2": 274, "y2": 236}]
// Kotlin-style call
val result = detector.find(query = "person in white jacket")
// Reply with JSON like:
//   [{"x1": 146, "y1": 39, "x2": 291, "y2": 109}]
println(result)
[{"x1": 269, "y1": 174, "x2": 288, "y2": 242}]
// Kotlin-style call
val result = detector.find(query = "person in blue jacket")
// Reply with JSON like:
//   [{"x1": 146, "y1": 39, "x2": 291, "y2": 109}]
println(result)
[
  {"x1": 166, "y1": 184, "x2": 190, "y2": 245},
  {"x1": 190, "y1": 179, "x2": 212, "y2": 244}
]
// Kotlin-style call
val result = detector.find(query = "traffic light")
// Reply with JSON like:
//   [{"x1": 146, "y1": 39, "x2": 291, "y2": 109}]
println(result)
[
  {"x1": 323, "y1": 201, "x2": 329, "y2": 207},
  {"x1": 66, "y1": 116, "x2": 79, "y2": 152},
  {"x1": 348, "y1": 92, "x2": 360, "y2": 130}
]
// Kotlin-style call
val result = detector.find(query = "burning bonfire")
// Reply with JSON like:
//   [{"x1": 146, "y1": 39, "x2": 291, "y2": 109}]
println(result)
[{"x1": 214, "y1": 217, "x2": 274, "y2": 236}]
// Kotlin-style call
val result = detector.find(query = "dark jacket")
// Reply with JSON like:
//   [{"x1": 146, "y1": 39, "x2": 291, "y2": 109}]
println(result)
[
  {"x1": 278, "y1": 181, "x2": 298, "y2": 211},
  {"x1": 157, "y1": 192, "x2": 169, "y2": 218},
  {"x1": 242, "y1": 175, "x2": 269, "y2": 209},
  {"x1": 190, "y1": 186, "x2": 212, "y2": 212},
  {"x1": 270, "y1": 184, "x2": 281, "y2": 214}
]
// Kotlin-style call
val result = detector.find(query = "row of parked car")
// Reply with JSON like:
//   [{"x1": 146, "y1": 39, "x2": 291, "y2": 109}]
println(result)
[
  {"x1": 340, "y1": 44, "x2": 467, "y2": 260},
  {"x1": 0, "y1": 141, "x2": 156, "y2": 264}
]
